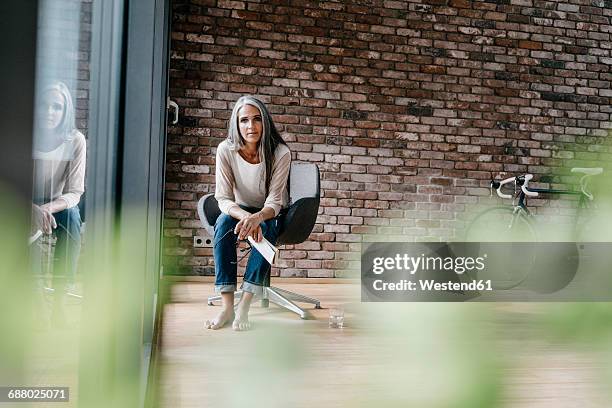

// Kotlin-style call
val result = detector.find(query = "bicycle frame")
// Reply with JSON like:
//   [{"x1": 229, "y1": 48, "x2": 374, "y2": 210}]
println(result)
[{"x1": 506, "y1": 184, "x2": 591, "y2": 237}]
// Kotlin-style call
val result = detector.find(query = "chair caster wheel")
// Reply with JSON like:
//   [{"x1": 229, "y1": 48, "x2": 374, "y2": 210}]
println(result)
[
  {"x1": 207, "y1": 301, "x2": 214, "y2": 306},
  {"x1": 315, "y1": 303, "x2": 322, "y2": 309}
]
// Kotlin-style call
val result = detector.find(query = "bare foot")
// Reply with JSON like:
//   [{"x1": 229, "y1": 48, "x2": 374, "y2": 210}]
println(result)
[
  {"x1": 232, "y1": 304, "x2": 251, "y2": 331},
  {"x1": 205, "y1": 308, "x2": 234, "y2": 330}
]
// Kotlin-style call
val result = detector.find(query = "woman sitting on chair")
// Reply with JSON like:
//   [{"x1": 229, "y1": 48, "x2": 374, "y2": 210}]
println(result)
[
  {"x1": 206, "y1": 95, "x2": 290, "y2": 331},
  {"x1": 32, "y1": 81, "x2": 86, "y2": 291}
]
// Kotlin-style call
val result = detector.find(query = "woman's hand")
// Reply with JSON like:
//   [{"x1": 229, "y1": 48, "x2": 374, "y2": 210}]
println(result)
[
  {"x1": 32, "y1": 204, "x2": 57, "y2": 234},
  {"x1": 234, "y1": 212, "x2": 264, "y2": 242}
]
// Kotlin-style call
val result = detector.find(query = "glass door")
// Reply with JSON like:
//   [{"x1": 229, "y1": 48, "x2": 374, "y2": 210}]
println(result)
[{"x1": 0, "y1": 0, "x2": 171, "y2": 407}]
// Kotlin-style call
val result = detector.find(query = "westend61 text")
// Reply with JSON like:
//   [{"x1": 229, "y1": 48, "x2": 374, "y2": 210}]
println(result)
[{"x1": 372, "y1": 279, "x2": 493, "y2": 292}]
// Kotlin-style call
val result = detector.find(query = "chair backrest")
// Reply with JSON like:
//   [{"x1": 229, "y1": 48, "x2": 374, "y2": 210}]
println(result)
[
  {"x1": 287, "y1": 162, "x2": 320, "y2": 204},
  {"x1": 277, "y1": 162, "x2": 320, "y2": 245},
  {"x1": 78, "y1": 192, "x2": 86, "y2": 222},
  {"x1": 196, "y1": 162, "x2": 320, "y2": 245},
  {"x1": 197, "y1": 193, "x2": 219, "y2": 236}
]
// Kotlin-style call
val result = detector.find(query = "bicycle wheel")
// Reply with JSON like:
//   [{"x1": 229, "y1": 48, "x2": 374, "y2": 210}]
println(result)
[
  {"x1": 464, "y1": 206, "x2": 537, "y2": 242},
  {"x1": 463, "y1": 207, "x2": 537, "y2": 290}
]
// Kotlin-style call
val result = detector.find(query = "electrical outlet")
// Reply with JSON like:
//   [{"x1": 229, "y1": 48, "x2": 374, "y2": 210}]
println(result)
[{"x1": 193, "y1": 235, "x2": 213, "y2": 248}]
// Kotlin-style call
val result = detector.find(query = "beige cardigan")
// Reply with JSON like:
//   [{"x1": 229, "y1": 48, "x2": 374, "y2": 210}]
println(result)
[
  {"x1": 32, "y1": 130, "x2": 86, "y2": 208},
  {"x1": 214, "y1": 140, "x2": 290, "y2": 216}
]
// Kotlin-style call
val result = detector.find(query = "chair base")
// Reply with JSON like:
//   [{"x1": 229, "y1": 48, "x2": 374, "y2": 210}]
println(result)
[{"x1": 207, "y1": 286, "x2": 321, "y2": 319}]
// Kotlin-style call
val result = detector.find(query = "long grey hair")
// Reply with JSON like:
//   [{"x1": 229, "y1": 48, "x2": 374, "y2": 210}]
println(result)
[
  {"x1": 226, "y1": 96, "x2": 287, "y2": 196},
  {"x1": 39, "y1": 81, "x2": 77, "y2": 141}
]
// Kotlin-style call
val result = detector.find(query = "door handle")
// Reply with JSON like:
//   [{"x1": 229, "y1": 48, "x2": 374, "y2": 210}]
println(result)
[{"x1": 167, "y1": 98, "x2": 179, "y2": 125}]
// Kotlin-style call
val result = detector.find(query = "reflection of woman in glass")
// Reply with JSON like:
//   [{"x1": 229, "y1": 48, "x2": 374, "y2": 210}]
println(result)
[
  {"x1": 206, "y1": 96, "x2": 290, "y2": 331},
  {"x1": 32, "y1": 82, "x2": 86, "y2": 287}
]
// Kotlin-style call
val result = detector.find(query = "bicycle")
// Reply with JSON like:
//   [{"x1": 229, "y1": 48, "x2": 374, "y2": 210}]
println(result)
[{"x1": 463, "y1": 167, "x2": 603, "y2": 290}]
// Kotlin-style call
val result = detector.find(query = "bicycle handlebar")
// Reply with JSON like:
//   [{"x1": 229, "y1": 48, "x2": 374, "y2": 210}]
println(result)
[
  {"x1": 491, "y1": 174, "x2": 539, "y2": 199},
  {"x1": 517, "y1": 174, "x2": 539, "y2": 197},
  {"x1": 491, "y1": 176, "x2": 514, "y2": 199},
  {"x1": 492, "y1": 169, "x2": 602, "y2": 201}
]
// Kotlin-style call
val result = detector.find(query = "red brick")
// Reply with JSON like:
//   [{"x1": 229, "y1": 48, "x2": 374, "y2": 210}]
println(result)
[{"x1": 519, "y1": 40, "x2": 543, "y2": 50}]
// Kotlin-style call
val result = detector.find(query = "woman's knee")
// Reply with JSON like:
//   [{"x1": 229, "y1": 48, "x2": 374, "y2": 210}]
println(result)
[
  {"x1": 260, "y1": 219, "x2": 279, "y2": 240},
  {"x1": 214, "y1": 213, "x2": 237, "y2": 240},
  {"x1": 54, "y1": 206, "x2": 82, "y2": 236},
  {"x1": 215, "y1": 213, "x2": 236, "y2": 228},
  {"x1": 66, "y1": 206, "x2": 82, "y2": 224}
]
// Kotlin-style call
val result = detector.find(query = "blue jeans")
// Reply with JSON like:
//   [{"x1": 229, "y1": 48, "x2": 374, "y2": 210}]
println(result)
[
  {"x1": 53, "y1": 206, "x2": 82, "y2": 284},
  {"x1": 213, "y1": 211, "x2": 280, "y2": 296}
]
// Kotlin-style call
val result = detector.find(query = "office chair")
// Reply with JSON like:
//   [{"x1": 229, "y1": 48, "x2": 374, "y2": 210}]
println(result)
[
  {"x1": 197, "y1": 162, "x2": 322, "y2": 319},
  {"x1": 30, "y1": 194, "x2": 86, "y2": 298}
]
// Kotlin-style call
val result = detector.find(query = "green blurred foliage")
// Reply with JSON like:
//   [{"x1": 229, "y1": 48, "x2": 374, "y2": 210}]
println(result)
[
  {"x1": 540, "y1": 303, "x2": 612, "y2": 345},
  {"x1": 0, "y1": 185, "x2": 32, "y2": 386},
  {"x1": 4, "y1": 162, "x2": 612, "y2": 407}
]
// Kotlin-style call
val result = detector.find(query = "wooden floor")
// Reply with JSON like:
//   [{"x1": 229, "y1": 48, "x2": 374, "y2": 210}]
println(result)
[{"x1": 155, "y1": 281, "x2": 609, "y2": 408}]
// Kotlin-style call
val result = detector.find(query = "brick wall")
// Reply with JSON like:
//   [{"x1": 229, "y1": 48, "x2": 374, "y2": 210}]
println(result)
[
  {"x1": 37, "y1": 0, "x2": 92, "y2": 133},
  {"x1": 164, "y1": 0, "x2": 612, "y2": 276}
]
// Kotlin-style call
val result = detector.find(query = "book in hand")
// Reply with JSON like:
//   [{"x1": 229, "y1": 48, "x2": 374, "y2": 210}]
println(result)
[{"x1": 247, "y1": 236, "x2": 279, "y2": 266}]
